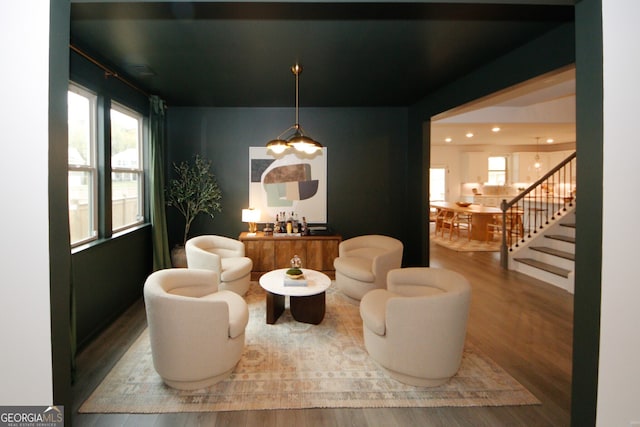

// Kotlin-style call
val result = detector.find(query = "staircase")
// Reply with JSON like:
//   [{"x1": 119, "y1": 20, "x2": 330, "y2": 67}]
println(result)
[
  {"x1": 497, "y1": 152, "x2": 576, "y2": 293},
  {"x1": 509, "y1": 209, "x2": 575, "y2": 293}
]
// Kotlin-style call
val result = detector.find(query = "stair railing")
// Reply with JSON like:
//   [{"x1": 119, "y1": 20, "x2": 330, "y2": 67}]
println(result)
[{"x1": 498, "y1": 152, "x2": 576, "y2": 269}]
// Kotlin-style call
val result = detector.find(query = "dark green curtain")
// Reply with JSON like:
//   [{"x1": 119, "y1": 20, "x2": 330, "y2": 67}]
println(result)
[{"x1": 149, "y1": 96, "x2": 172, "y2": 270}]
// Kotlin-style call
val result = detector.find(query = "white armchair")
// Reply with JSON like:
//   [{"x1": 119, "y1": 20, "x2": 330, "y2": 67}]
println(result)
[
  {"x1": 185, "y1": 235, "x2": 253, "y2": 296},
  {"x1": 333, "y1": 235, "x2": 403, "y2": 300},
  {"x1": 143, "y1": 268, "x2": 249, "y2": 390},
  {"x1": 359, "y1": 267, "x2": 471, "y2": 386}
]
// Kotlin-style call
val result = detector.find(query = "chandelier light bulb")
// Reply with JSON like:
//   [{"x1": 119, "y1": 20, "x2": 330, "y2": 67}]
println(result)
[
  {"x1": 304, "y1": 145, "x2": 319, "y2": 154},
  {"x1": 270, "y1": 145, "x2": 287, "y2": 154},
  {"x1": 266, "y1": 139, "x2": 288, "y2": 154}
]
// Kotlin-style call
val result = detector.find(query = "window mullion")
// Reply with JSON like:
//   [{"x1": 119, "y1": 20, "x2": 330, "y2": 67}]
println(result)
[{"x1": 98, "y1": 95, "x2": 112, "y2": 238}]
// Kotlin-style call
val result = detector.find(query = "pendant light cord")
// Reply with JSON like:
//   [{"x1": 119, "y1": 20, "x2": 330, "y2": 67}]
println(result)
[
  {"x1": 293, "y1": 64, "x2": 301, "y2": 129},
  {"x1": 266, "y1": 63, "x2": 322, "y2": 154}
]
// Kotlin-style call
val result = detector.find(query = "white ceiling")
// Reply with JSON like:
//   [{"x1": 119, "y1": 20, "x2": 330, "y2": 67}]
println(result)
[{"x1": 431, "y1": 66, "x2": 576, "y2": 147}]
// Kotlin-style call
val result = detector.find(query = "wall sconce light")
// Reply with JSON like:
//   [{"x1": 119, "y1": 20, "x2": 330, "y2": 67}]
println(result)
[{"x1": 242, "y1": 208, "x2": 261, "y2": 235}]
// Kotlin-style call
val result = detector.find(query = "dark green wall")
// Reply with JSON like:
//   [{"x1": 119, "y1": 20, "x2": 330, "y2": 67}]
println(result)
[
  {"x1": 572, "y1": 0, "x2": 603, "y2": 424},
  {"x1": 166, "y1": 107, "x2": 410, "y2": 258},
  {"x1": 73, "y1": 226, "x2": 152, "y2": 348},
  {"x1": 69, "y1": 50, "x2": 154, "y2": 349}
]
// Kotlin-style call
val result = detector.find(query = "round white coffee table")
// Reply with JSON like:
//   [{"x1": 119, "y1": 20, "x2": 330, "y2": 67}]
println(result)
[{"x1": 259, "y1": 268, "x2": 331, "y2": 325}]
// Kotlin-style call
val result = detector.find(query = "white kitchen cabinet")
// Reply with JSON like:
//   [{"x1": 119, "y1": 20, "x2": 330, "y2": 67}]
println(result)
[{"x1": 462, "y1": 152, "x2": 488, "y2": 183}]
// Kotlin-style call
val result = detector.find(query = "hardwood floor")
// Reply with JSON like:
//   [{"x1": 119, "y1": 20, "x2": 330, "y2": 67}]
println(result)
[{"x1": 71, "y1": 242, "x2": 573, "y2": 426}]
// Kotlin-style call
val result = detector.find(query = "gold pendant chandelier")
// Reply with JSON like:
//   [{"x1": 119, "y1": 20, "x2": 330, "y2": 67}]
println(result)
[{"x1": 266, "y1": 64, "x2": 322, "y2": 155}]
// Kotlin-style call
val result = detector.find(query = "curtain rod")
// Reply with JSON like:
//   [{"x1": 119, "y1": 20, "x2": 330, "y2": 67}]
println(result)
[{"x1": 70, "y1": 44, "x2": 150, "y2": 99}]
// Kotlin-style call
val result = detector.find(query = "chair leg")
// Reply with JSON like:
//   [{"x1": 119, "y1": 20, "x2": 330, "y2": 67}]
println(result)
[
  {"x1": 446, "y1": 213, "x2": 461, "y2": 241},
  {"x1": 451, "y1": 223, "x2": 460, "y2": 241},
  {"x1": 441, "y1": 212, "x2": 455, "y2": 239}
]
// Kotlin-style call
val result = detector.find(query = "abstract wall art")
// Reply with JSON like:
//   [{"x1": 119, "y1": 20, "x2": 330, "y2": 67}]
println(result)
[{"x1": 249, "y1": 147, "x2": 327, "y2": 224}]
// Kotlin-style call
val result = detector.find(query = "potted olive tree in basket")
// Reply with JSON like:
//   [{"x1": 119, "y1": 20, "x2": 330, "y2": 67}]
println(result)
[{"x1": 166, "y1": 154, "x2": 222, "y2": 267}]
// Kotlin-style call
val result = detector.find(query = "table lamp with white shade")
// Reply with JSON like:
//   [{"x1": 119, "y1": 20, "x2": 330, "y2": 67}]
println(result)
[{"x1": 242, "y1": 208, "x2": 261, "y2": 235}]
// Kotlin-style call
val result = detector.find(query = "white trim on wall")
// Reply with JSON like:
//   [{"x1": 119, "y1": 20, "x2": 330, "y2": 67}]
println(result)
[{"x1": 597, "y1": 0, "x2": 640, "y2": 425}]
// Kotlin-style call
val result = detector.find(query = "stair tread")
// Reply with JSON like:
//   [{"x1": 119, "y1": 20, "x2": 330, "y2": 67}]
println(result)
[
  {"x1": 560, "y1": 222, "x2": 576, "y2": 228},
  {"x1": 514, "y1": 257, "x2": 572, "y2": 278},
  {"x1": 545, "y1": 234, "x2": 576, "y2": 244},
  {"x1": 530, "y1": 246, "x2": 575, "y2": 261}
]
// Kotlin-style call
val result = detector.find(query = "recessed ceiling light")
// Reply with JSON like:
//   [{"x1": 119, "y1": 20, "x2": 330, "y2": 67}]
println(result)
[
  {"x1": 466, "y1": 132, "x2": 474, "y2": 138},
  {"x1": 445, "y1": 137, "x2": 452, "y2": 143},
  {"x1": 491, "y1": 127, "x2": 501, "y2": 132},
  {"x1": 546, "y1": 138, "x2": 554, "y2": 143}
]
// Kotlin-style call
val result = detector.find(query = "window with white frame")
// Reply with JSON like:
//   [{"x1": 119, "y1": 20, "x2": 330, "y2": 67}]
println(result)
[
  {"x1": 487, "y1": 156, "x2": 507, "y2": 185},
  {"x1": 110, "y1": 103, "x2": 144, "y2": 232},
  {"x1": 68, "y1": 84, "x2": 98, "y2": 246}
]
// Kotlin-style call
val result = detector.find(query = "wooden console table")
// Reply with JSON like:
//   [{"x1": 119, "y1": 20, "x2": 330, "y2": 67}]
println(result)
[{"x1": 239, "y1": 232, "x2": 341, "y2": 280}]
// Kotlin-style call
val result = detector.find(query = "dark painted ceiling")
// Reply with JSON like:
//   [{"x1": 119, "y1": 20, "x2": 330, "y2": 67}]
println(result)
[{"x1": 70, "y1": 2, "x2": 574, "y2": 107}]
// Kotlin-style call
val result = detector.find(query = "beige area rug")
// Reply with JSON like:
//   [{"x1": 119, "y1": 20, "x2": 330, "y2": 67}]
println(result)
[
  {"x1": 430, "y1": 232, "x2": 501, "y2": 252},
  {"x1": 79, "y1": 283, "x2": 538, "y2": 413}
]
